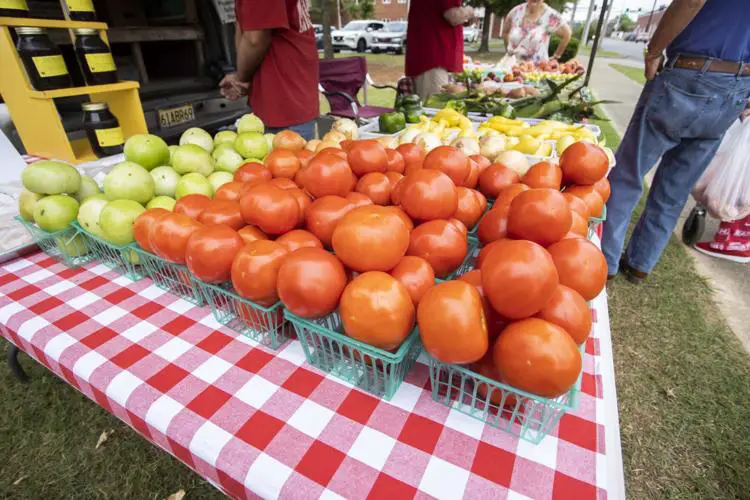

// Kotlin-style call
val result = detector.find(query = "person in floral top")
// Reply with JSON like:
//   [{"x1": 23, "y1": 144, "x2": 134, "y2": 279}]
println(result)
[{"x1": 502, "y1": 0, "x2": 571, "y2": 62}]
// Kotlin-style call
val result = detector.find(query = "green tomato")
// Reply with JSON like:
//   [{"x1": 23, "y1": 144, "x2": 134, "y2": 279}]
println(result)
[{"x1": 33, "y1": 195, "x2": 79, "y2": 233}]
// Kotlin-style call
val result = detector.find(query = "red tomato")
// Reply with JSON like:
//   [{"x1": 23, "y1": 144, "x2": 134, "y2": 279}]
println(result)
[
  {"x1": 507, "y1": 188, "x2": 572, "y2": 247},
  {"x1": 384, "y1": 171, "x2": 404, "y2": 188},
  {"x1": 546, "y1": 238, "x2": 608, "y2": 301},
  {"x1": 564, "y1": 185, "x2": 605, "y2": 218},
  {"x1": 345, "y1": 191, "x2": 374, "y2": 208},
  {"x1": 305, "y1": 195, "x2": 354, "y2": 248},
  {"x1": 417, "y1": 280, "x2": 489, "y2": 364},
  {"x1": 355, "y1": 172, "x2": 392, "y2": 205},
  {"x1": 214, "y1": 181, "x2": 247, "y2": 202},
  {"x1": 473, "y1": 353, "x2": 517, "y2": 408},
  {"x1": 268, "y1": 177, "x2": 298, "y2": 190},
  {"x1": 238, "y1": 225, "x2": 268, "y2": 244},
  {"x1": 240, "y1": 183, "x2": 300, "y2": 235},
  {"x1": 340, "y1": 272, "x2": 415, "y2": 350},
  {"x1": 133, "y1": 208, "x2": 169, "y2": 253},
  {"x1": 476, "y1": 240, "x2": 504, "y2": 270},
  {"x1": 198, "y1": 200, "x2": 244, "y2": 230},
  {"x1": 469, "y1": 154, "x2": 491, "y2": 175},
  {"x1": 458, "y1": 269, "x2": 510, "y2": 343},
  {"x1": 463, "y1": 157, "x2": 481, "y2": 189},
  {"x1": 305, "y1": 152, "x2": 354, "y2": 198},
  {"x1": 276, "y1": 247, "x2": 348, "y2": 318},
  {"x1": 185, "y1": 225, "x2": 244, "y2": 283},
  {"x1": 478, "y1": 163, "x2": 520, "y2": 199},
  {"x1": 150, "y1": 213, "x2": 203, "y2": 264},
  {"x1": 296, "y1": 149, "x2": 314, "y2": 168},
  {"x1": 560, "y1": 142, "x2": 609, "y2": 186},
  {"x1": 288, "y1": 188, "x2": 311, "y2": 226},
  {"x1": 340, "y1": 139, "x2": 354, "y2": 152},
  {"x1": 385, "y1": 206, "x2": 414, "y2": 232},
  {"x1": 494, "y1": 183, "x2": 531, "y2": 212},
  {"x1": 390, "y1": 176, "x2": 406, "y2": 206},
  {"x1": 593, "y1": 177, "x2": 611, "y2": 202},
  {"x1": 522, "y1": 161, "x2": 563, "y2": 190},
  {"x1": 477, "y1": 203, "x2": 510, "y2": 245},
  {"x1": 174, "y1": 194, "x2": 211, "y2": 219},
  {"x1": 396, "y1": 143, "x2": 425, "y2": 170},
  {"x1": 423, "y1": 146, "x2": 471, "y2": 186},
  {"x1": 231, "y1": 240, "x2": 289, "y2": 305},
  {"x1": 385, "y1": 148, "x2": 405, "y2": 173},
  {"x1": 234, "y1": 162, "x2": 272, "y2": 184},
  {"x1": 481, "y1": 239, "x2": 559, "y2": 319},
  {"x1": 407, "y1": 219, "x2": 468, "y2": 278},
  {"x1": 494, "y1": 318, "x2": 581, "y2": 398},
  {"x1": 535, "y1": 285, "x2": 592, "y2": 344},
  {"x1": 454, "y1": 187, "x2": 485, "y2": 230},
  {"x1": 563, "y1": 192, "x2": 590, "y2": 219},
  {"x1": 294, "y1": 166, "x2": 309, "y2": 189},
  {"x1": 273, "y1": 130, "x2": 306, "y2": 151},
  {"x1": 275, "y1": 229, "x2": 323, "y2": 252},
  {"x1": 266, "y1": 149, "x2": 301, "y2": 179},
  {"x1": 348, "y1": 140, "x2": 388, "y2": 176},
  {"x1": 332, "y1": 205, "x2": 410, "y2": 272},
  {"x1": 400, "y1": 170, "x2": 458, "y2": 222},
  {"x1": 317, "y1": 146, "x2": 346, "y2": 158},
  {"x1": 389, "y1": 256, "x2": 435, "y2": 305},
  {"x1": 569, "y1": 210, "x2": 588, "y2": 237}
]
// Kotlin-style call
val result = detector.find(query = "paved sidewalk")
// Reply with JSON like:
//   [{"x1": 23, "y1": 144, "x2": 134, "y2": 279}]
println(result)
[{"x1": 582, "y1": 51, "x2": 750, "y2": 351}]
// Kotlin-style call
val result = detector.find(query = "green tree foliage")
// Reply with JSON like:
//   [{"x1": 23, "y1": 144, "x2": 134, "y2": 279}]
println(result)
[
  {"x1": 618, "y1": 15, "x2": 635, "y2": 32},
  {"x1": 342, "y1": 0, "x2": 375, "y2": 20}
]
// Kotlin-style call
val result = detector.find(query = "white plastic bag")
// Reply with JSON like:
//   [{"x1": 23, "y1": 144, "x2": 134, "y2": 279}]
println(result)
[{"x1": 692, "y1": 119, "x2": 750, "y2": 221}]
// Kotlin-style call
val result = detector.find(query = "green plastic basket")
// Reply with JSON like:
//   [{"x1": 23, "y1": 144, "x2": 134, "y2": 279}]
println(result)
[
  {"x1": 16, "y1": 216, "x2": 95, "y2": 267},
  {"x1": 197, "y1": 281, "x2": 293, "y2": 349},
  {"x1": 428, "y1": 345, "x2": 583, "y2": 444},
  {"x1": 588, "y1": 205, "x2": 607, "y2": 239},
  {"x1": 285, "y1": 310, "x2": 422, "y2": 400},
  {"x1": 72, "y1": 222, "x2": 144, "y2": 281},
  {"x1": 133, "y1": 246, "x2": 205, "y2": 305}
]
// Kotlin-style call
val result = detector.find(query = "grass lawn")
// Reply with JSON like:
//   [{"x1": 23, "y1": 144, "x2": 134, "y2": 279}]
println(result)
[
  {"x1": 610, "y1": 63, "x2": 646, "y2": 85},
  {"x1": 3, "y1": 87, "x2": 750, "y2": 498}
]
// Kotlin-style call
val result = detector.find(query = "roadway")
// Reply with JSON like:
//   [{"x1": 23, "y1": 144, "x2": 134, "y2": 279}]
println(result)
[{"x1": 597, "y1": 38, "x2": 646, "y2": 60}]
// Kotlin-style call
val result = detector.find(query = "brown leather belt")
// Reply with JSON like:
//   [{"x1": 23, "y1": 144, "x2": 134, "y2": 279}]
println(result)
[{"x1": 671, "y1": 56, "x2": 750, "y2": 76}]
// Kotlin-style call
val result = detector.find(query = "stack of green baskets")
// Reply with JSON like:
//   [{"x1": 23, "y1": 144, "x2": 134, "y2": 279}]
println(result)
[
  {"x1": 285, "y1": 310, "x2": 422, "y2": 400},
  {"x1": 72, "y1": 221, "x2": 144, "y2": 281},
  {"x1": 588, "y1": 205, "x2": 607, "y2": 239},
  {"x1": 197, "y1": 280, "x2": 293, "y2": 349},
  {"x1": 133, "y1": 246, "x2": 204, "y2": 306},
  {"x1": 427, "y1": 344, "x2": 583, "y2": 444},
  {"x1": 16, "y1": 216, "x2": 94, "y2": 268}
]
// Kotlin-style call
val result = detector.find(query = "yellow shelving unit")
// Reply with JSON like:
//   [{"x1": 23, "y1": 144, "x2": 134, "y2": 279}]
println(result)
[{"x1": 0, "y1": 16, "x2": 147, "y2": 163}]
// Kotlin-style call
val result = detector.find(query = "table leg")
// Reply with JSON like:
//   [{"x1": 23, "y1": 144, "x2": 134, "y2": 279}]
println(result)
[{"x1": 7, "y1": 344, "x2": 28, "y2": 383}]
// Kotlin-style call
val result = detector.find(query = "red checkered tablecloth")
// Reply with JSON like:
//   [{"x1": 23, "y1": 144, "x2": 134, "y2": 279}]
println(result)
[{"x1": 0, "y1": 252, "x2": 619, "y2": 499}]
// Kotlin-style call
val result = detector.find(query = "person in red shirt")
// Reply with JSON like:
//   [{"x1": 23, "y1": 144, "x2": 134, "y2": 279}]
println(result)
[
  {"x1": 405, "y1": 0, "x2": 473, "y2": 100},
  {"x1": 220, "y1": 0, "x2": 319, "y2": 139}
]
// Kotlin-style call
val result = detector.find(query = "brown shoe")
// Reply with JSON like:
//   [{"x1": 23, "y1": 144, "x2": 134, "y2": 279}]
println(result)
[{"x1": 621, "y1": 260, "x2": 648, "y2": 284}]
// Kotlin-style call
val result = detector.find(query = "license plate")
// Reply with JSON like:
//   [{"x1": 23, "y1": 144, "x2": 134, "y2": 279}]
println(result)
[{"x1": 158, "y1": 104, "x2": 195, "y2": 128}]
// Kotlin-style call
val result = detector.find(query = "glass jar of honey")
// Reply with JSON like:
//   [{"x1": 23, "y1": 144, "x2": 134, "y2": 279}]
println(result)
[
  {"x1": 63, "y1": 0, "x2": 96, "y2": 21},
  {"x1": 82, "y1": 102, "x2": 124, "y2": 157},
  {"x1": 16, "y1": 27, "x2": 72, "y2": 91},
  {"x1": 74, "y1": 28, "x2": 117, "y2": 85}
]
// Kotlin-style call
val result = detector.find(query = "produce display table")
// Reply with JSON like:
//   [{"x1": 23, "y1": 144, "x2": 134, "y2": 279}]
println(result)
[{"x1": 0, "y1": 252, "x2": 624, "y2": 499}]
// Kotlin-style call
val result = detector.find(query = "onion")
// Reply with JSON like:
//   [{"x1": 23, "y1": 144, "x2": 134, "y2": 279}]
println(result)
[
  {"x1": 451, "y1": 137, "x2": 480, "y2": 156},
  {"x1": 399, "y1": 127, "x2": 422, "y2": 144},
  {"x1": 414, "y1": 132, "x2": 442, "y2": 153},
  {"x1": 479, "y1": 135, "x2": 506, "y2": 161},
  {"x1": 495, "y1": 150, "x2": 531, "y2": 176},
  {"x1": 323, "y1": 130, "x2": 347, "y2": 144},
  {"x1": 331, "y1": 118, "x2": 358, "y2": 140},
  {"x1": 315, "y1": 140, "x2": 341, "y2": 152},
  {"x1": 377, "y1": 135, "x2": 399, "y2": 149},
  {"x1": 273, "y1": 130, "x2": 306, "y2": 151},
  {"x1": 305, "y1": 139, "x2": 321, "y2": 152}
]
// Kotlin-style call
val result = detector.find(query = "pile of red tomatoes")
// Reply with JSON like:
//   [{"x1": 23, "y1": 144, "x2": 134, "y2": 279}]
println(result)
[{"x1": 133, "y1": 130, "x2": 611, "y2": 400}]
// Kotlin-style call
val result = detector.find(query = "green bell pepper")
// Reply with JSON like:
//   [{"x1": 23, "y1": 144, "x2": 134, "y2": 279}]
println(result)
[
  {"x1": 404, "y1": 107, "x2": 424, "y2": 124},
  {"x1": 379, "y1": 111, "x2": 406, "y2": 134}
]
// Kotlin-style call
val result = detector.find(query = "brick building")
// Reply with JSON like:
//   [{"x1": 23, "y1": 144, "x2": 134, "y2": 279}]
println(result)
[
  {"x1": 633, "y1": 8, "x2": 666, "y2": 40},
  {"x1": 375, "y1": 0, "x2": 409, "y2": 21}
]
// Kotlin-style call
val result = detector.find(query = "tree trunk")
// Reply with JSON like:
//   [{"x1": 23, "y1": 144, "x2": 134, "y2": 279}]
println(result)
[
  {"x1": 478, "y1": 7, "x2": 492, "y2": 53},
  {"x1": 322, "y1": 0, "x2": 334, "y2": 59}
]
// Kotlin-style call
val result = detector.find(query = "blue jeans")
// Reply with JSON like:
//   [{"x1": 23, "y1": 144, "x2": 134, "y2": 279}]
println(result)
[
  {"x1": 603, "y1": 66, "x2": 750, "y2": 275},
  {"x1": 266, "y1": 119, "x2": 316, "y2": 140}
]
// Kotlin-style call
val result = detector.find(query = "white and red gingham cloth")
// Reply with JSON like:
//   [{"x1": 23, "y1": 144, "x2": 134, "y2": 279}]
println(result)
[{"x1": 0, "y1": 252, "x2": 621, "y2": 499}]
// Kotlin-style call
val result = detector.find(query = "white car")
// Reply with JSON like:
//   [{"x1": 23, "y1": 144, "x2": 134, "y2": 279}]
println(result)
[
  {"x1": 464, "y1": 27, "x2": 479, "y2": 43},
  {"x1": 371, "y1": 21, "x2": 407, "y2": 54},
  {"x1": 331, "y1": 20, "x2": 385, "y2": 53}
]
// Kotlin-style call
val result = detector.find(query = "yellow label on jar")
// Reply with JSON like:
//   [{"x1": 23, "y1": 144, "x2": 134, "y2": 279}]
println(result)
[
  {"x1": 32, "y1": 55, "x2": 68, "y2": 78},
  {"x1": 95, "y1": 127, "x2": 124, "y2": 147},
  {"x1": 84, "y1": 53, "x2": 116, "y2": 73},
  {"x1": 66, "y1": 0, "x2": 94, "y2": 12},
  {"x1": 0, "y1": 0, "x2": 29, "y2": 10}
]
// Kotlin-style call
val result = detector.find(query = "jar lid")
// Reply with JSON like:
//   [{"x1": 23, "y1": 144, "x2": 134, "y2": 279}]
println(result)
[
  {"x1": 73, "y1": 28, "x2": 98, "y2": 35},
  {"x1": 16, "y1": 27, "x2": 45, "y2": 35},
  {"x1": 82, "y1": 102, "x2": 108, "y2": 111}
]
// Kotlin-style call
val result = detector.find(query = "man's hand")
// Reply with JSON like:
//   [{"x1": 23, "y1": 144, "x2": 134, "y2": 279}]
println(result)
[
  {"x1": 644, "y1": 53, "x2": 663, "y2": 81},
  {"x1": 219, "y1": 73, "x2": 250, "y2": 101}
]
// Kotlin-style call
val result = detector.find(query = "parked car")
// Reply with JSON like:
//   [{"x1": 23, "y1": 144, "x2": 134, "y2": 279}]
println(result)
[
  {"x1": 371, "y1": 21, "x2": 407, "y2": 54},
  {"x1": 331, "y1": 20, "x2": 385, "y2": 52},
  {"x1": 635, "y1": 31, "x2": 650, "y2": 43},
  {"x1": 464, "y1": 27, "x2": 479, "y2": 44},
  {"x1": 313, "y1": 24, "x2": 324, "y2": 49},
  {"x1": 624, "y1": 32, "x2": 636, "y2": 42}
]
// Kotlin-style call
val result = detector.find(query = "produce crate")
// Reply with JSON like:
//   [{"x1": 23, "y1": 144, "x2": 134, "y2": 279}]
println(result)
[
  {"x1": 197, "y1": 281, "x2": 293, "y2": 349},
  {"x1": 72, "y1": 222, "x2": 144, "y2": 281},
  {"x1": 133, "y1": 247, "x2": 205, "y2": 306},
  {"x1": 588, "y1": 205, "x2": 607, "y2": 239},
  {"x1": 15, "y1": 217, "x2": 95, "y2": 268},
  {"x1": 285, "y1": 310, "x2": 422, "y2": 400},
  {"x1": 427, "y1": 346, "x2": 583, "y2": 444}
]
